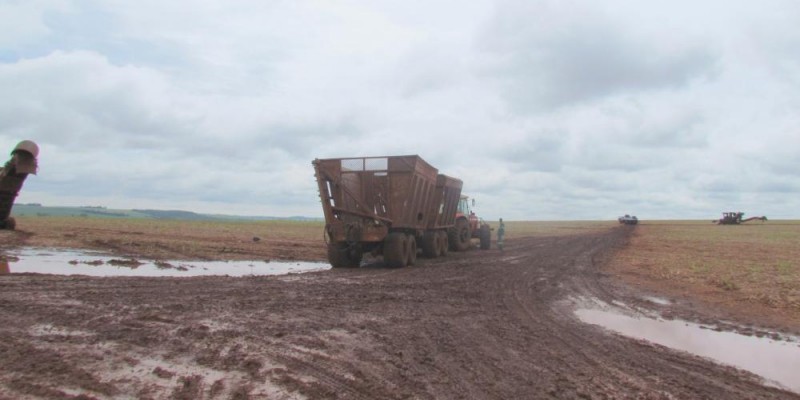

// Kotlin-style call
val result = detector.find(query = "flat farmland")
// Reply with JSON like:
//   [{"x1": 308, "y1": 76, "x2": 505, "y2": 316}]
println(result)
[
  {"x1": 3, "y1": 216, "x2": 797, "y2": 330},
  {"x1": 1, "y1": 216, "x2": 328, "y2": 261},
  {"x1": 3, "y1": 217, "x2": 798, "y2": 329},
  {"x1": 607, "y1": 220, "x2": 800, "y2": 331},
  {"x1": 1, "y1": 217, "x2": 799, "y2": 398}
]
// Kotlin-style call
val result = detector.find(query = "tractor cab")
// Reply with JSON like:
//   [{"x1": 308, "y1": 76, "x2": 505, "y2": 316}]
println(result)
[
  {"x1": 457, "y1": 195, "x2": 480, "y2": 230},
  {"x1": 457, "y1": 196, "x2": 474, "y2": 217},
  {"x1": 718, "y1": 211, "x2": 744, "y2": 224}
]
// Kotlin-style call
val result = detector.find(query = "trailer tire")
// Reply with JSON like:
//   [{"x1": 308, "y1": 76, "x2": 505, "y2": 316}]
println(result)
[
  {"x1": 479, "y1": 225, "x2": 491, "y2": 250},
  {"x1": 421, "y1": 231, "x2": 438, "y2": 258},
  {"x1": 449, "y1": 218, "x2": 470, "y2": 252},
  {"x1": 383, "y1": 232, "x2": 406, "y2": 268},
  {"x1": 406, "y1": 234, "x2": 417, "y2": 266},
  {"x1": 327, "y1": 243, "x2": 361, "y2": 268},
  {"x1": 438, "y1": 231, "x2": 449, "y2": 256}
]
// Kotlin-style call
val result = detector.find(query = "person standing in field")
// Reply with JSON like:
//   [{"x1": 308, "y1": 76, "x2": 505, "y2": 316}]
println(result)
[{"x1": 497, "y1": 218, "x2": 505, "y2": 251}]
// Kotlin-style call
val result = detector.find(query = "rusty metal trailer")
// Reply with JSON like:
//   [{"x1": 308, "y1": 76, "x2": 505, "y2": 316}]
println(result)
[
  {"x1": 0, "y1": 140, "x2": 39, "y2": 230},
  {"x1": 313, "y1": 155, "x2": 463, "y2": 268}
]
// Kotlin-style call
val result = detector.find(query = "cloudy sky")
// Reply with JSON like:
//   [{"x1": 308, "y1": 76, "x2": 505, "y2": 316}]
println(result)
[{"x1": 1, "y1": 0, "x2": 798, "y2": 220}]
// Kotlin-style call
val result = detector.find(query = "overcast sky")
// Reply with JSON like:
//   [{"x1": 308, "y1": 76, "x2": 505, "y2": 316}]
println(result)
[{"x1": 1, "y1": 0, "x2": 798, "y2": 220}]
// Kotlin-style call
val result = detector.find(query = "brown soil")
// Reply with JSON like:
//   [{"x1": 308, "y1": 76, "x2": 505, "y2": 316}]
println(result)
[
  {"x1": 1, "y1": 225, "x2": 798, "y2": 399},
  {"x1": 606, "y1": 223, "x2": 800, "y2": 335}
]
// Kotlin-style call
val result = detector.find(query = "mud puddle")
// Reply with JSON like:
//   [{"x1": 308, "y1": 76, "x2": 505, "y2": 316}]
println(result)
[
  {"x1": 642, "y1": 296, "x2": 671, "y2": 305},
  {"x1": 575, "y1": 307, "x2": 800, "y2": 393},
  {"x1": 0, "y1": 247, "x2": 330, "y2": 277}
]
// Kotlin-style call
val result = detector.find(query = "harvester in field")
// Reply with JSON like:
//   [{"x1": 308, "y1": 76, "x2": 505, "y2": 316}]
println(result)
[
  {"x1": 618, "y1": 214, "x2": 638, "y2": 225},
  {"x1": 713, "y1": 211, "x2": 767, "y2": 225},
  {"x1": 0, "y1": 140, "x2": 39, "y2": 230},
  {"x1": 313, "y1": 155, "x2": 488, "y2": 268}
]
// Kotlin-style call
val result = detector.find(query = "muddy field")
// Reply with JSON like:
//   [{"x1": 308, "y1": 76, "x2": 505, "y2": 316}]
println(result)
[{"x1": 1, "y1": 221, "x2": 799, "y2": 399}]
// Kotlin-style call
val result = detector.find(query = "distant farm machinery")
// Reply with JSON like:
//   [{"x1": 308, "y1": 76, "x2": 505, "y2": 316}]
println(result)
[
  {"x1": 713, "y1": 211, "x2": 767, "y2": 225},
  {"x1": 618, "y1": 214, "x2": 638, "y2": 225}
]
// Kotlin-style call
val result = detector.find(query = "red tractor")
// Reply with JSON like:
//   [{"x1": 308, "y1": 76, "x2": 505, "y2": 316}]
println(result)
[{"x1": 449, "y1": 195, "x2": 492, "y2": 251}]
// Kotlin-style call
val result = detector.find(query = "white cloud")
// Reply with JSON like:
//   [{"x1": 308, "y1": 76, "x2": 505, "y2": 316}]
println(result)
[{"x1": 2, "y1": 0, "x2": 799, "y2": 221}]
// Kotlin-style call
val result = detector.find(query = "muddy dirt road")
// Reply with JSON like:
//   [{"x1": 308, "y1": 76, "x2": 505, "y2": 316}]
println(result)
[{"x1": 0, "y1": 227, "x2": 797, "y2": 399}]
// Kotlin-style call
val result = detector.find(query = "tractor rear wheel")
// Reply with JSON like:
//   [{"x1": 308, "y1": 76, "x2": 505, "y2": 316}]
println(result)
[
  {"x1": 383, "y1": 232, "x2": 407, "y2": 268},
  {"x1": 421, "y1": 231, "x2": 438, "y2": 258},
  {"x1": 327, "y1": 243, "x2": 362, "y2": 268},
  {"x1": 406, "y1": 234, "x2": 417, "y2": 266},
  {"x1": 479, "y1": 225, "x2": 491, "y2": 250},
  {"x1": 449, "y1": 219, "x2": 471, "y2": 251}
]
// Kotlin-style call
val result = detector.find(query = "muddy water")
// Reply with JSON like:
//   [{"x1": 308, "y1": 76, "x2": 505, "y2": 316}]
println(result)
[
  {"x1": 0, "y1": 247, "x2": 330, "y2": 277},
  {"x1": 575, "y1": 307, "x2": 800, "y2": 393},
  {"x1": 642, "y1": 296, "x2": 671, "y2": 305}
]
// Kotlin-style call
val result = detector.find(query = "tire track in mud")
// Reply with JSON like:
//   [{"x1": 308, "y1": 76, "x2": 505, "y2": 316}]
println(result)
[
  {"x1": 468, "y1": 229, "x2": 795, "y2": 399},
  {"x1": 332, "y1": 228, "x2": 797, "y2": 399},
  {"x1": 1, "y1": 227, "x2": 798, "y2": 399}
]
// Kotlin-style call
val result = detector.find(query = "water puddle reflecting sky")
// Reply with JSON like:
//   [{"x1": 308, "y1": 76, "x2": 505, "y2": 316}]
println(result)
[
  {"x1": 575, "y1": 307, "x2": 800, "y2": 393},
  {"x1": 0, "y1": 247, "x2": 330, "y2": 277}
]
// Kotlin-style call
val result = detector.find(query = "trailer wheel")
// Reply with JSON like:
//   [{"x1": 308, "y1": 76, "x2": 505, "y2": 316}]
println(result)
[
  {"x1": 479, "y1": 225, "x2": 491, "y2": 250},
  {"x1": 449, "y1": 219, "x2": 470, "y2": 251},
  {"x1": 406, "y1": 234, "x2": 417, "y2": 266},
  {"x1": 421, "y1": 232, "x2": 438, "y2": 258},
  {"x1": 383, "y1": 232, "x2": 407, "y2": 268},
  {"x1": 327, "y1": 243, "x2": 361, "y2": 268},
  {"x1": 438, "y1": 231, "x2": 449, "y2": 256}
]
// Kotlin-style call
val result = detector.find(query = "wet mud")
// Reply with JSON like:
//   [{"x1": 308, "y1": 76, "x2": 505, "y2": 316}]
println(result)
[{"x1": 1, "y1": 227, "x2": 798, "y2": 399}]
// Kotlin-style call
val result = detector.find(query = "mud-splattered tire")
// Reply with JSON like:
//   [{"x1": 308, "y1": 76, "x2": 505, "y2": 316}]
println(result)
[
  {"x1": 327, "y1": 243, "x2": 362, "y2": 268},
  {"x1": 383, "y1": 232, "x2": 407, "y2": 268},
  {"x1": 449, "y1": 219, "x2": 470, "y2": 252},
  {"x1": 406, "y1": 234, "x2": 417, "y2": 266},
  {"x1": 479, "y1": 225, "x2": 491, "y2": 250},
  {"x1": 421, "y1": 231, "x2": 438, "y2": 258},
  {"x1": 438, "y1": 231, "x2": 449, "y2": 256}
]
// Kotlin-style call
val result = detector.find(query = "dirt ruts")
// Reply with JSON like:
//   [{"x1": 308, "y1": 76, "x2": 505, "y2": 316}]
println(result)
[{"x1": 0, "y1": 227, "x2": 796, "y2": 399}]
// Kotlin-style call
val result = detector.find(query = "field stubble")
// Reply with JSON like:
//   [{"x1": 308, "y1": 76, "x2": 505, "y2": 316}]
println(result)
[
  {"x1": 608, "y1": 220, "x2": 800, "y2": 331},
  {"x1": 4, "y1": 217, "x2": 798, "y2": 330},
  {"x1": 0, "y1": 216, "x2": 327, "y2": 262}
]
